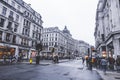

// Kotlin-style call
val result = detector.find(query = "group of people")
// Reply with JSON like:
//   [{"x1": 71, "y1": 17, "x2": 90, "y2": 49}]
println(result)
[
  {"x1": 53, "y1": 55, "x2": 59, "y2": 63},
  {"x1": 83, "y1": 56, "x2": 120, "y2": 74},
  {"x1": 2, "y1": 54, "x2": 17, "y2": 64},
  {"x1": 29, "y1": 54, "x2": 59, "y2": 64}
]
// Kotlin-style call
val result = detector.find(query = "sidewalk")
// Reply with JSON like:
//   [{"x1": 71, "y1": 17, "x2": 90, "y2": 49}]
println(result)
[
  {"x1": 21, "y1": 59, "x2": 70, "y2": 65},
  {"x1": 96, "y1": 69, "x2": 120, "y2": 80},
  {"x1": 0, "y1": 59, "x2": 71, "y2": 66}
]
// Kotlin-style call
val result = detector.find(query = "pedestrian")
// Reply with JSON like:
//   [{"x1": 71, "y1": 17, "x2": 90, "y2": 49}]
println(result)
[
  {"x1": 82, "y1": 57, "x2": 85, "y2": 64},
  {"x1": 3, "y1": 54, "x2": 7, "y2": 64},
  {"x1": 55, "y1": 55, "x2": 59, "y2": 63},
  {"x1": 108, "y1": 57, "x2": 115, "y2": 70},
  {"x1": 101, "y1": 57, "x2": 108, "y2": 74},
  {"x1": 88, "y1": 57, "x2": 92, "y2": 70},
  {"x1": 115, "y1": 56, "x2": 120, "y2": 72},
  {"x1": 9, "y1": 53, "x2": 13, "y2": 64},
  {"x1": 85, "y1": 56, "x2": 89, "y2": 67},
  {"x1": 36, "y1": 55, "x2": 40, "y2": 64}
]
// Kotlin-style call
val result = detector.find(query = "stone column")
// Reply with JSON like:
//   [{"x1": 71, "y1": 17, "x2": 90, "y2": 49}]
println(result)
[
  {"x1": 2, "y1": 32, "x2": 5, "y2": 41},
  {"x1": 113, "y1": 39, "x2": 120, "y2": 59},
  {"x1": 106, "y1": 45, "x2": 109, "y2": 57}
]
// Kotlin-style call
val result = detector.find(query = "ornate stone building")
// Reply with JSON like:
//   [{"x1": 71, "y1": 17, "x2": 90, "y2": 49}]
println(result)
[
  {"x1": 0, "y1": 0, "x2": 43, "y2": 59},
  {"x1": 42, "y1": 26, "x2": 75, "y2": 58},
  {"x1": 95, "y1": 0, "x2": 120, "y2": 58},
  {"x1": 42, "y1": 26, "x2": 90, "y2": 59}
]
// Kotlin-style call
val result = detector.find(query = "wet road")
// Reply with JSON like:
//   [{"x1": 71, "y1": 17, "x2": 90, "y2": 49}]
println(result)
[{"x1": 0, "y1": 60, "x2": 103, "y2": 80}]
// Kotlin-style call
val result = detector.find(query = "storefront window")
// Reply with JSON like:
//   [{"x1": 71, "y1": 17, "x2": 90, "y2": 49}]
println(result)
[
  {"x1": 30, "y1": 51, "x2": 36, "y2": 58},
  {"x1": 19, "y1": 49, "x2": 28, "y2": 59},
  {"x1": 0, "y1": 31, "x2": 3, "y2": 41},
  {"x1": 0, "y1": 46, "x2": 15, "y2": 59}
]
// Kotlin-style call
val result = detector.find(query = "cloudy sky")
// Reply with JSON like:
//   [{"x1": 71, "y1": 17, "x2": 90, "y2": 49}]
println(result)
[{"x1": 24, "y1": 0, "x2": 98, "y2": 45}]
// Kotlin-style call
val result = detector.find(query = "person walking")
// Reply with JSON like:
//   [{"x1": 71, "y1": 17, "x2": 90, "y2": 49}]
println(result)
[
  {"x1": 108, "y1": 57, "x2": 115, "y2": 70},
  {"x1": 116, "y1": 56, "x2": 120, "y2": 72},
  {"x1": 88, "y1": 57, "x2": 92, "y2": 70},
  {"x1": 3, "y1": 54, "x2": 7, "y2": 64},
  {"x1": 82, "y1": 57, "x2": 85, "y2": 64},
  {"x1": 101, "y1": 57, "x2": 108, "y2": 75},
  {"x1": 36, "y1": 55, "x2": 40, "y2": 64}
]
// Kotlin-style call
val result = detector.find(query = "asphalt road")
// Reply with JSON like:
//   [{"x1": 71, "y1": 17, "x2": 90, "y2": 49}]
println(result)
[{"x1": 0, "y1": 60, "x2": 103, "y2": 80}]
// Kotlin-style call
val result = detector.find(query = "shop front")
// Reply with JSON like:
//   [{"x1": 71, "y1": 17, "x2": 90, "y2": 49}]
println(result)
[
  {"x1": 30, "y1": 50, "x2": 37, "y2": 58},
  {"x1": 0, "y1": 45, "x2": 15, "y2": 59},
  {"x1": 19, "y1": 48, "x2": 29, "y2": 60}
]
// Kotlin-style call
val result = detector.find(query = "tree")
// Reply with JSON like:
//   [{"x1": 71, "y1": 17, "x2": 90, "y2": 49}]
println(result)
[
  {"x1": 51, "y1": 48, "x2": 55, "y2": 53},
  {"x1": 36, "y1": 43, "x2": 42, "y2": 51}
]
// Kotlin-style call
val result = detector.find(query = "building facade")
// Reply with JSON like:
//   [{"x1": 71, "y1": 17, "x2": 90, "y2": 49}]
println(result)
[
  {"x1": 95, "y1": 0, "x2": 120, "y2": 59},
  {"x1": 42, "y1": 26, "x2": 91, "y2": 59},
  {"x1": 78, "y1": 40, "x2": 90, "y2": 57},
  {"x1": 0, "y1": 0, "x2": 43, "y2": 59},
  {"x1": 42, "y1": 26, "x2": 76, "y2": 59}
]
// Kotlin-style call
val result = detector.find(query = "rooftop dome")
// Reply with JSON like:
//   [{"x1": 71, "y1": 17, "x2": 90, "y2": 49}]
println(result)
[{"x1": 63, "y1": 26, "x2": 70, "y2": 34}]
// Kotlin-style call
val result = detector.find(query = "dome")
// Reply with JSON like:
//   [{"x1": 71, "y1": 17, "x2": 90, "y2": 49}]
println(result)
[{"x1": 63, "y1": 26, "x2": 70, "y2": 34}]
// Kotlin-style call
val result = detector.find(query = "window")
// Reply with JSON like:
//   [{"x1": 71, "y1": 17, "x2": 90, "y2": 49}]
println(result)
[
  {"x1": 55, "y1": 37, "x2": 57, "y2": 41},
  {"x1": 39, "y1": 29, "x2": 41, "y2": 33},
  {"x1": 2, "y1": 6, "x2": 7, "y2": 15},
  {"x1": 7, "y1": 22, "x2": 12, "y2": 30},
  {"x1": 16, "y1": 14, "x2": 19, "y2": 22},
  {"x1": 13, "y1": 35, "x2": 16, "y2": 43},
  {"x1": 11, "y1": 1, "x2": 15, "y2": 7},
  {"x1": 26, "y1": 21, "x2": 29, "y2": 26},
  {"x1": 32, "y1": 41, "x2": 35, "y2": 47},
  {"x1": 17, "y1": 5, "x2": 21, "y2": 10},
  {"x1": 25, "y1": 29, "x2": 28, "y2": 35},
  {"x1": 21, "y1": 38, "x2": 28, "y2": 45},
  {"x1": 6, "y1": 33, "x2": 11, "y2": 42},
  {"x1": 23, "y1": 19, "x2": 31, "y2": 27},
  {"x1": 55, "y1": 42, "x2": 57, "y2": 47},
  {"x1": 0, "y1": 18, "x2": 5, "y2": 27},
  {"x1": 10, "y1": 11, "x2": 14, "y2": 17},
  {"x1": 32, "y1": 33, "x2": 35, "y2": 38},
  {"x1": 22, "y1": 28, "x2": 24, "y2": 35},
  {"x1": 23, "y1": 19, "x2": 26, "y2": 25},
  {"x1": 27, "y1": 12, "x2": 29, "y2": 17},
  {"x1": 52, "y1": 42, "x2": 53, "y2": 46},
  {"x1": 34, "y1": 25, "x2": 36, "y2": 30},
  {"x1": 14, "y1": 24, "x2": 18, "y2": 32}
]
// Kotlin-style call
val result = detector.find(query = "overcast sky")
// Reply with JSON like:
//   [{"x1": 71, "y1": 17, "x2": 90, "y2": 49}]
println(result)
[{"x1": 24, "y1": 0, "x2": 98, "y2": 45}]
